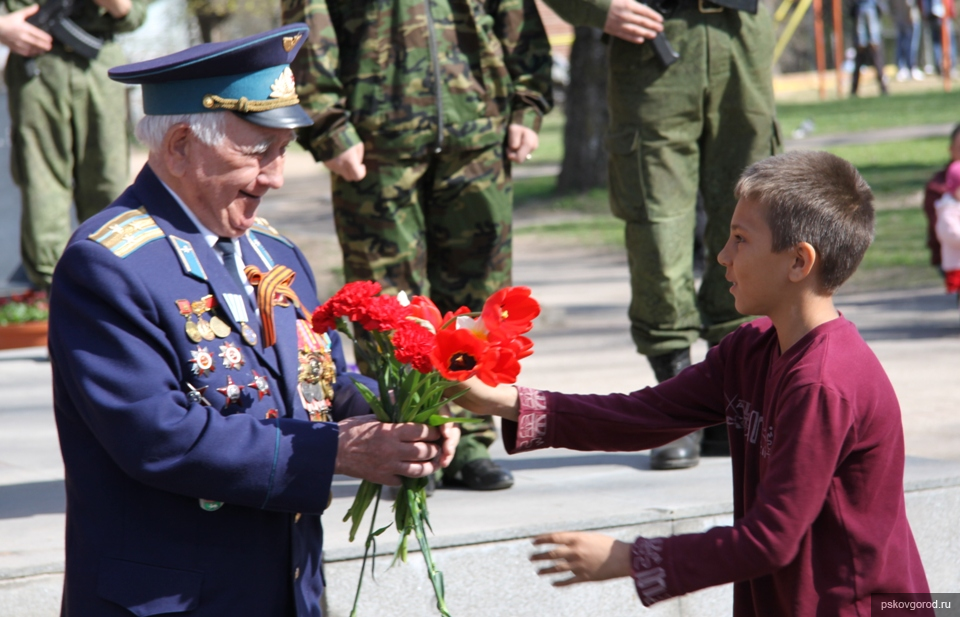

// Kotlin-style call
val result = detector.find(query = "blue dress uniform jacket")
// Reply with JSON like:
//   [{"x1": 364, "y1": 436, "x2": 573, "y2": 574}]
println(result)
[{"x1": 49, "y1": 165, "x2": 369, "y2": 616}]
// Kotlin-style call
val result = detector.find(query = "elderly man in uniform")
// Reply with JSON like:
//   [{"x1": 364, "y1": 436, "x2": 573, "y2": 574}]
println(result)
[
  {"x1": 544, "y1": 0, "x2": 781, "y2": 469},
  {"x1": 48, "y1": 24, "x2": 457, "y2": 617}
]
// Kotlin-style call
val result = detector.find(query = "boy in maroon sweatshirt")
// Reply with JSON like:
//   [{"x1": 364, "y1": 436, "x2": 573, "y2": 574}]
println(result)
[{"x1": 457, "y1": 151, "x2": 932, "y2": 616}]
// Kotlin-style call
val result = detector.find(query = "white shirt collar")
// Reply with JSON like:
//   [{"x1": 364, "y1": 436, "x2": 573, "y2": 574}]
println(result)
[{"x1": 158, "y1": 178, "x2": 242, "y2": 259}]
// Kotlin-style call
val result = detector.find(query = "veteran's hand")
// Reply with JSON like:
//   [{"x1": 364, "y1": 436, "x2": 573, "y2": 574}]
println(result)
[
  {"x1": 324, "y1": 142, "x2": 367, "y2": 182},
  {"x1": 604, "y1": 0, "x2": 664, "y2": 45},
  {"x1": 506, "y1": 124, "x2": 539, "y2": 164},
  {"x1": 448, "y1": 378, "x2": 520, "y2": 422},
  {"x1": 531, "y1": 532, "x2": 633, "y2": 586},
  {"x1": 0, "y1": 5, "x2": 53, "y2": 57},
  {"x1": 335, "y1": 415, "x2": 450, "y2": 486}
]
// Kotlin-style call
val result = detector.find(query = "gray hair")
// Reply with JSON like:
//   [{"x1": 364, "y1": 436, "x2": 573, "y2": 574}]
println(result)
[{"x1": 134, "y1": 112, "x2": 227, "y2": 151}]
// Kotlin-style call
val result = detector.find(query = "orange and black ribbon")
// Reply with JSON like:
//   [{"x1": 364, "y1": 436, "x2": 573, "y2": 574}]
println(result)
[{"x1": 244, "y1": 265, "x2": 306, "y2": 348}]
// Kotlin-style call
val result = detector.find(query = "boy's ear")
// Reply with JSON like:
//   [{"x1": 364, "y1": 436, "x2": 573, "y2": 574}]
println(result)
[{"x1": 788, "y1": 242, "x2": 818, "y2": 283}]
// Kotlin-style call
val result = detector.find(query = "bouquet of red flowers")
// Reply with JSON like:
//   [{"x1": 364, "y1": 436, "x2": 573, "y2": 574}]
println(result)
[{"x1": 312, "y1": 282, "x2": 540, "y2": 616}]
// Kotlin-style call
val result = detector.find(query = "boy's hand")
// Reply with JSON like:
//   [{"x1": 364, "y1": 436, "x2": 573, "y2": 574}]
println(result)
[
  {"x1": 446, "y1": 377, "x2": 520, "y2": 422},
  {"x1": 506, "y1": 124, "x2": 538, "y2": 163},
  {"x1": 531, "y1": 532, "x2": 633, "y2": 585}
]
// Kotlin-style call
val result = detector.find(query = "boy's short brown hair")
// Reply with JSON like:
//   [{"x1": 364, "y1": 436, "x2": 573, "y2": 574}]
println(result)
[{"x1": 734, "y1": 151, "x2": 875, "y2": 292}]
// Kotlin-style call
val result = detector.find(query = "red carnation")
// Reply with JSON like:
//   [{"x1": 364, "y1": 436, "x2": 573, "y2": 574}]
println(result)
[
  {"x1": 358, "y1": 294, "x2": 409, "y2": 332},
  {"x1": 392, "y1": 321, "x2": 436, "y2": 374}
]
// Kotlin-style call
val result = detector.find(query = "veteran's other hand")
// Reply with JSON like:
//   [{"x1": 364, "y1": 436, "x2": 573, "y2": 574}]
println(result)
[
  {"x1": 506, "y1": 124, "x2": 539, "y2": 164},
  {"x1": 335, "y1": 415, "x2": 454, "y2": 486},
  {"x1": 604, "y1": 0, "x2": 664, "y2": 45},
  {"x1": 0, "y1": 5, "x2": 53, "y2": 57},
  {"x1": 449, "y1": 378, "x2": 520, "y2": 422},
  {"x1": 324, "y1": 142, "x2": 367, "y2": 181},
  {"x1": 531, "y1": 532, "x2": 633, "y2": 586}
]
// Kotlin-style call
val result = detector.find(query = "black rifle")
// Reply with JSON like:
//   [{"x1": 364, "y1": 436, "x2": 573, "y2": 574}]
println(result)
[{"x1": 24, "y1": 0, "x2": 104, "y2": 78}]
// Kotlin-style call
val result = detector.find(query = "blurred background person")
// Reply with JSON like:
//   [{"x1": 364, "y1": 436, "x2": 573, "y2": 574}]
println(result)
[
  {"x1": 923, "y1": 124, "x2": 960, "y2": 275},
  {"x1": 1, "y1": 0, "x2": 147, "y2": 292}
]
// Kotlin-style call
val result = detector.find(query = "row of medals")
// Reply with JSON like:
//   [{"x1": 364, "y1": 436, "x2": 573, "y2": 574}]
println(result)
[{"x1": 177, "y1": 295, "x2": 232, "y2": 343}]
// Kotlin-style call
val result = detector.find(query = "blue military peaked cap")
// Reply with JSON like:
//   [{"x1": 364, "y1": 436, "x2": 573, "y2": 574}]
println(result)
[{"x1": 109, "y1": 23, "x2": 312, "y2": 129}]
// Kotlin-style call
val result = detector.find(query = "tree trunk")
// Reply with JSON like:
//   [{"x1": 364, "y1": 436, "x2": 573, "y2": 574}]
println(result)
[{"x1": 557, "y1": 27, "x2": 609, "y2": 193}]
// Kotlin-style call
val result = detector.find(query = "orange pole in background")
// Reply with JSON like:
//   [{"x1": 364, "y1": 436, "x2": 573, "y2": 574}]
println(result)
[
  {"x1": 943, "y1": 0, "x2": 953, "y2": 91},
  {"x1": 814, "y1": 0, "x2": 827, "y2": 99},
  {"x1": 833, "y1": 0, "x2": 844, "y2": 96}
]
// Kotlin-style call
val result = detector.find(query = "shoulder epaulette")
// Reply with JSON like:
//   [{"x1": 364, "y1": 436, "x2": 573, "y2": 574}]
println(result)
[
  {"x1": 88, "y1": 206, "x2": 165, "y2": 258},
  {"x1": 250, "y1": 217, "x2": 293, "y2": 247}
]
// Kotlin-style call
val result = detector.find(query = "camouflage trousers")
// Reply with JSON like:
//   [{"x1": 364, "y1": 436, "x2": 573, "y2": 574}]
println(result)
[
  {"x1": 606, "y1": 5, "x2": 782, "y2": 356},
  {"x1": 6, "y1": 44, "x2": 130, "y2": 291},
  {"x1": 332, "y1": 142, "x2": 510, "y2": 473}
]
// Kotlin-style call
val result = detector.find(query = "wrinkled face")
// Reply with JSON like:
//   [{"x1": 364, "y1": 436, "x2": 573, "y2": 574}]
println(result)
[
  {"x1": 717, "y1": 197, "x2": 795, "y2": 318},
  {"x1": 181, "y1": 114, "x2": 294, "y2": 238}
]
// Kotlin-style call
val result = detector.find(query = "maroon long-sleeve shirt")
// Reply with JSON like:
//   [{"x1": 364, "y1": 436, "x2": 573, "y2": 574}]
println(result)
[{"x1": 504, "y1": 317, "x2": 931, "y2": 616}]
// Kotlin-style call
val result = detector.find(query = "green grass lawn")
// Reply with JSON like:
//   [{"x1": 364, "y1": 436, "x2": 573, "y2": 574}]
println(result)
[{"x1": 775, "y1": 89, "x2": 960, "y2": 137}]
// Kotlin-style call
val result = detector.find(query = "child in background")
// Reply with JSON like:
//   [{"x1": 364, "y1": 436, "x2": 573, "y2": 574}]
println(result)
[
  {"x1": 456, "y1": 151, "x2": 932, "y2": 616},
  {"x1": 934, "y1": 160, "x2": 960, "y2": 295}
]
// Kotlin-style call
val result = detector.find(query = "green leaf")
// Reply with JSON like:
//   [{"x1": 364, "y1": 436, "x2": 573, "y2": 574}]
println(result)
[{"x1": 351, "y1": 380, "x2": 391, "y2": 423}]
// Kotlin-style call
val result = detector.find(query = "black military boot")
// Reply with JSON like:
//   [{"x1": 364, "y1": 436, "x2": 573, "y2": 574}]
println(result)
[{"x1": 647, "y1": 349, "x2": 701, "y2": 470}]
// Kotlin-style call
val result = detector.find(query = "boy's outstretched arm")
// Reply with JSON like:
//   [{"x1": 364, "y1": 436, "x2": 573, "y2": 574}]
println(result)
[{"x1": 531, "y1": 532, "x2": 633, "y2": 585}]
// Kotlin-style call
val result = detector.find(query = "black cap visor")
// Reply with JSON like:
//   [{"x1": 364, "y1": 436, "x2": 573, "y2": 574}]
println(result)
[{"x1": 234, "y1": 105, "x2": 312, "y2": 130}]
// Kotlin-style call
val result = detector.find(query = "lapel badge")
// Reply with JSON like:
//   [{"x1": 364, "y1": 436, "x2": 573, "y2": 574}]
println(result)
[
  {"x1": 219, "y1": 341, "x2": 245, "y2": 370},
  {"x1": 217, "y1": 375, "x2": 244, "y2": 407},
  {"x1": 265, "y1": 409, "x2": 279, "y2": 419},
  {"x1": 190, "y1": 346, "x2": 216, "y2": 377}
]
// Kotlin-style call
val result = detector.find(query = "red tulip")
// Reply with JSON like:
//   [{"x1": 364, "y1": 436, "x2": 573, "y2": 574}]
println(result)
[
  {"x1": 430, "y1": 328, "x2": 490, "y2": 381},
  {"x1": 482, "y1": 286, "x2": 540, "y2": 338}
]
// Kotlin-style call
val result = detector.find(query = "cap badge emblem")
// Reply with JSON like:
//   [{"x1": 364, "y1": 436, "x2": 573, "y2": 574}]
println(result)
[
  {"x1": 270, "y1": 67, "x2": 297, "y2": 100},
  {"x1": 282, "y1": 34, "x2": 302, "y2": 52}
]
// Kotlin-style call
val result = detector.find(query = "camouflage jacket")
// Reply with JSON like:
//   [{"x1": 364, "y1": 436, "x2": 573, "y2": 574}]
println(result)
[
  {"x1": 540, "y1": 0, "x2": 609, "y2": 29},
  {"x1": 282, "y1": 0, "x2": 554, "y2": 161},
  {"x1": 3, "y1": 0, "x2": 148, "y2": 38}
]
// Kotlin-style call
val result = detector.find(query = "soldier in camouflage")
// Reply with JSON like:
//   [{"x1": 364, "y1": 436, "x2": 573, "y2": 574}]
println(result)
[
  {"x1": 282, "y1": 0, "x2": 553, "y2": 490},
  {"x1": 542, "y1": 0, "x2": 781, "y2": 469},
  {"x1": 2, "y1": 0, "x2": 148, "y2": 291}
]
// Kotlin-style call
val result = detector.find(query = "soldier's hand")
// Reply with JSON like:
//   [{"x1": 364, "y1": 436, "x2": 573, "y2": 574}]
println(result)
[
  {"x1": 530, "y1": 532, "x2": 633, "y2": 586},
  {"x1": 507, "y1": 124, "x2": 539, "y2": 164},
  {"x1": 324, "y1": 143, "x2": 367, "y2": 182},
  {"x1": 334, "y1": 415, "x2": 448, "y2": 486},
  {"x1": 93, "y1": 0, "x2": 133, "y2": 19},
  {"x1": 604, "y1": 0, "x2": 664, "y2": 45},
  {"x1": 0, "y1": 5, "x2": 53, "y2": 57}
]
